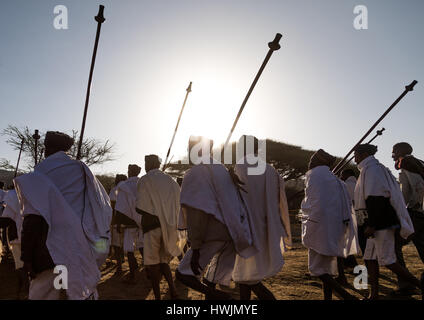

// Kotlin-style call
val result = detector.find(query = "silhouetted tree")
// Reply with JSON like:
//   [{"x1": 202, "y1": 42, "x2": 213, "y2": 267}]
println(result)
[{"x1": 1, "y1": 125, "x2": 115, "y2": 171}]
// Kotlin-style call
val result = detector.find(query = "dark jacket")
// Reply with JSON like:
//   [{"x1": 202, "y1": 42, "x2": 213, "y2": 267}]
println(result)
[
  {"x1": 21, "y1": 214, "x2": 55, "y2": 274},
  {"x1": 365, "y1": 196, "x2": 400, "y2": 230},
  {"x1": 114, "y1": 210, "x2": 138, "y2": 227},
  {"x1": 135, "y1": 207, "x2": 160, "y2": 234}
]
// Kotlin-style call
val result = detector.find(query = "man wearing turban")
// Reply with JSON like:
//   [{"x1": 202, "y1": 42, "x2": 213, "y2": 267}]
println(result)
[
  {"x1": 16, "y1": 131, "x2": 112, "y2": 299},
  {"x1": 391, "y1": 142, "x2": 424, "y2": 295},
  {"x1": 301, "y1": 149, "x2": 358, "y2": 300},
  {"x1": 354, "y1": 144, "x2": 423, "y2": 300}
]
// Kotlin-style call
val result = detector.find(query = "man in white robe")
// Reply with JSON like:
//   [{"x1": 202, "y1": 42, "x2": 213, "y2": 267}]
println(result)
[
  {"x1": 391, "y1": 142, "x2": 424, "y2": 295},
  {"x1": 136, "y1": 154, "x2": 181, "y2": 300},
  {"x1": 301, "y1": 149, "x2": 359, "y2": 300},
  {"x1": 115, "y1": 164, "x2": 143, "y2": 283},
  {"x1": 336, "y1": 169, "x2": 360, "y2": 286},
  {"x1": 109, "y1": 174, "x2": 127, "y2": 274},
  {"x1": 2, "y1": 187, "x2": 29, "y2": 298},
  {"x1": 15, "y1": 131, "x2": 112, "y2": 300},
  {"x1": 232, "y1": 135, "x2": 291, "y2": 300},
  {"x1": 354, "y1": 144, "x2": 423, "y2": 300},
  {"x1": 176, "y1": 136, "x2": 257, "y2": 300}
]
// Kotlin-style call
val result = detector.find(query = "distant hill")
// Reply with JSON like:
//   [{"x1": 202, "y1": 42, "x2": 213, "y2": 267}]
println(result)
[
  {"x1": 165, "y1": 138, "x2": 357, "y2": 209},
  {"x1": 166, "y1": 139, "x2": 353, "y2": 179}
]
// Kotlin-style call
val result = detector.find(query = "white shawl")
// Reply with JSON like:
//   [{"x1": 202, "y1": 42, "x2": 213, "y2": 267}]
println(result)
[
  {"x1": 2, "y1": 190, "x2": 22, "y2": 243},
  {"x1": 345, "y1": 176, "x2": 357, "y2": 204},
  {"x1": 115, "y1": 177, "x2": 141, "y2": 227},
  {"x1": 14, "y1": 152, "x2": 112, "y2": 299},
  {"x1": 354, "y1": 155, "x2": 414, "y2": 239},
  {"x1": 136, "y1": 169, "x2": 181, "y2": 257},
  {"x1": 180, "y1": 160, "x2": 257, "y2": 259},
  {"x1": 301, "y1": 166, "x2": 359, "y2": 257},
  {"x1": 232, "y1": 160, "x2": 291, "y2": 282}
]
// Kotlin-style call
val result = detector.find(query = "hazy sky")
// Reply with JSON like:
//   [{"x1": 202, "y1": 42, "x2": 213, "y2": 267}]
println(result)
[{"x1": 1, "y1": 0, "x2": 423, "y2": 176}]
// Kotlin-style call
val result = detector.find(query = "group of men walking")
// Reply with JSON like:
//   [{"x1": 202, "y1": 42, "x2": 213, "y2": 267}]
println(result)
[
  {"x1": 0, "y1": 130, "x2": 423, "y2": 301},
  {"x1": 301, "y1": 143, "x2": 424, "y2": 300}
]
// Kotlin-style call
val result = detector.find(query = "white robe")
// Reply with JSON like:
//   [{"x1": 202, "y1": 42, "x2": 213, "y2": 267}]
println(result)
[
  {"x1": 180, "y1": 160, "x2": 257, "y2": 258},
  {"x1": 301, "y1": 165, "x2": 359, "y2": 257},
  {"x1": 14, "y1": 151, "x2": 112, "y2": 300},
  {"x1": 232, "y1": 159, "x2": 291, "y2": 283},
  {"x1": 345, "y1": 176, "x2": 357, "y2": 204},
  {"x1": 136, "y1": 169, "x2": 181, "y2": 257},
  {"x1": 115, "y1": 177, "x2": 141, "y2": 227},
  {"x1": 354, "y1": 155, "x2": 414, "y2": 240},
  {"x1": 2, "y1": 190, "x2": 22, "y2": 243}
]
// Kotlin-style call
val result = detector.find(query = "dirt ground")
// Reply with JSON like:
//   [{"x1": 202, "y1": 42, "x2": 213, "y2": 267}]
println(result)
[{"x1": 1, "y1": 219, "x2": 423, "y2": 300}]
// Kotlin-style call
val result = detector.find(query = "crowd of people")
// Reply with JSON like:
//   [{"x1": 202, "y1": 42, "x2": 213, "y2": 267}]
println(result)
[{"x1": 0, "y1": 131, "x2": 423, "y2": 300}]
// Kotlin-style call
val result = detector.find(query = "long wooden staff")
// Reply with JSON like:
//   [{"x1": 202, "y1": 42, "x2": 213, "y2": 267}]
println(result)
[
  {"x1": 13, "y1": 138, "x2": 25, "y2": 178},
  {"x1": 333, "y1": 127, "x2": 385, "y2": 175},
  {"x1": 223, "y1": 33, "x2": 282, "y2": 150},
  {"x1": 162, "y1": 82, "x2": 192, "y2": 171},
  {"x1": 288, "y1": 127, "x2": 386, "y2": 202},
  {"x1": 332, "y1": 80, "x2": 418, "y2": 173},
  {"x1": 76, "y1": 5, "x2": 106, "y2": 160}
]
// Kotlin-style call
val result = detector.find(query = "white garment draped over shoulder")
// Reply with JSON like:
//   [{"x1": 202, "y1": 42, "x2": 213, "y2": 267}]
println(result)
[
  {"x1": 2, "y1": 190, "x2": 22, "y2": 243},
  {"x1": 354, "y1": 156, "x2": 414, "y2": 239},
  {"x1": 136, "y1": 169, "x2": 181, "y2": 257},
  {"x1": 115, "y1": 177, "x2": 141, "y2": 226},
  {"x1": 14, "y1": 151, "x2": 112, "y2": 300},
  {"x1": 180, "y1": 160, "x2": 257, "y2": 259},
  {"x1": 301, "y1": 165, "x2": 359, "y2": 257},
  {"x1": 345, "y1": 176, "x2": 357, "y2": 204},
  {"x1": 232, "y1": 159, "x2": 291, "y2": 283}
]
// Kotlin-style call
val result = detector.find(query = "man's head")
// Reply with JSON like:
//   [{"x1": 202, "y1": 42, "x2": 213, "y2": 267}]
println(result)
[
  {"x1": 114, "y1": 174, "x2": 127, "y2": 186},
  {"x1": 0, "y1": 181, "x2": 4, "y2": 190},
  {"x1": 392, "y1": 142, "x2": 413, "y2": 161},
  {"x1": 308, "y1": 149, "x2": 336, "y2": 170},
  {"x1": 145, "y1": 154, "x2": 161, "y2": 172},
  {"x1": 44, "y1": 131, "x2": 74, "y2": 157},
  {"x1": 340, "y1": 168, "x2": 356, "y2": 181},
  {"x1": 188, "y1": 136, "x2": 213, "y2": 165},
  {"x1": 354, "y1": 144, "x2": 377, "y2": 165},
  {"x1": 127, "y1": 164, "x2": 141, "y2": 177}
]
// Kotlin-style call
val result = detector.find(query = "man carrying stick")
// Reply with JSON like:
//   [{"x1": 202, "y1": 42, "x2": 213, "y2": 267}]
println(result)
[
  {"x1": 354, "y1": 144, "x2": 424, "y2": 300},
  {"x1": 15, "y1": 131, "x2": 112, "y2": 300},
  {"x1": 301, "y1": 149, "x2": 359, "y2": 300}
]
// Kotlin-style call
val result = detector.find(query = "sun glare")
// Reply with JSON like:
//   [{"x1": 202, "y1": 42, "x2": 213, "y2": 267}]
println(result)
[{"x1": 169, "y1": 76, "x2": 245, "y2": 161}]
